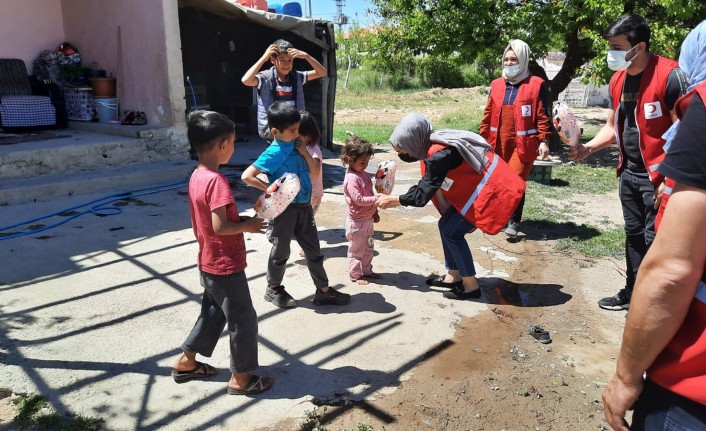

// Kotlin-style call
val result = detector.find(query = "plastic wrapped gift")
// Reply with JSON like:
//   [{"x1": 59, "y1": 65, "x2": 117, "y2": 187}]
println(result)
[
  {"x1": 254, "y1": 172, "x2": 301, "y2": 220},
  {"x1": 375, "y1": 160, "x2": 397, "y2": 195},
  {"x1": 552, "y1": 101, "x2": 581, "y2": 147}
]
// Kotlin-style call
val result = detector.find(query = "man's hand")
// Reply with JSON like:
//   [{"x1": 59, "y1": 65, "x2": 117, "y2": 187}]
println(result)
[
  {"x1": 569, "y1": 143, "x2": 591, "y2": 161},
  {"x1": 654, "y1": 181, "x2": 665, "y2": 209},
  {"x1": 602, "y1": 374, "x2": 643, "y2": 431},
  {"x1": 241, "y1": 216, "x2": 266, "y2": 234}
]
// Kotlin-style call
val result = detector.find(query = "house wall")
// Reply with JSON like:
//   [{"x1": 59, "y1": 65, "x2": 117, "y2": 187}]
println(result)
[
  {"x1": 0, "y1": 0, "x2": 66, "y2": 74},
  {"x1": 61, "y1": 0, "x2": 178, "y2": 126}
]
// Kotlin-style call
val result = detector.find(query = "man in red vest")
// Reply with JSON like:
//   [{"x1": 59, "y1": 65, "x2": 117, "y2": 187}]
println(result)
[{"x1": 570, "y1": 14, "x2": 688, "y2": 311}]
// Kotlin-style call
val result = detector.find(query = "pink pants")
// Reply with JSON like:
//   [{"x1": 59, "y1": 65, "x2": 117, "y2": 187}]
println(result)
[{"x1": 345, "y1": 217, "x2": 374, "y2": 280}]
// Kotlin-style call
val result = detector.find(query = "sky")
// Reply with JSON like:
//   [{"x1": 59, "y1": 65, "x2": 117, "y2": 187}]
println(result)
[{"x1": 298, "y1": 0, "x2": 378, "y2": 26}]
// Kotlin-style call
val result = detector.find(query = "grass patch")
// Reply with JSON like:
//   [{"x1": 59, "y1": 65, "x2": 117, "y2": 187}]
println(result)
[
  {"x1": 12, "y1": 394, "x2": 104, "y2": 431},
  {"x1": 556, "y1": 226, "x2": 624, "y2": 257},
  {"x1": 333, "y1": 122, "x2": 395, "y2": 145},
  {"x1": 436, "y1": 111, "x2": 482, "y2": 131}
]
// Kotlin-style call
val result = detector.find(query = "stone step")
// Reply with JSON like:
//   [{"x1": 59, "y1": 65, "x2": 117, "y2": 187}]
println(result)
[
  {"x1": 0, "y1": 159, "x2": 194, "y2": 205},
  {"x1": 0, "y1": 128, "x2": 185, "y2": 180}
]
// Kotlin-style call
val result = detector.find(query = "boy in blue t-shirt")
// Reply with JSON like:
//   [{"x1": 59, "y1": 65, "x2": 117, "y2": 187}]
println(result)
[{"x1": 241, "y1": 102, "x2": 350, "y2": 309}]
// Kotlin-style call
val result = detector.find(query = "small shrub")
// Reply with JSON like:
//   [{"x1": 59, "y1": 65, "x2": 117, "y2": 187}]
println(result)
[{"x1": 417, "y1": 57, "x2": 465, "y2": 89}]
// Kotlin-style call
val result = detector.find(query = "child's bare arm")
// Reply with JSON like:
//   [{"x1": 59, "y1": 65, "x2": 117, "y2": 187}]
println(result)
[
  {"x1": 241, "y1": 165, "x2": 269, "y2": 191},
  {"x1": 211, "y1": 206, "x2": 266, "y2": 235},
  {"x1": 288, "y1": 48, "x2": 327, "y2": 81},
  {"x1": 242, "y1": 44, "x2": 279, "y2": 87}
]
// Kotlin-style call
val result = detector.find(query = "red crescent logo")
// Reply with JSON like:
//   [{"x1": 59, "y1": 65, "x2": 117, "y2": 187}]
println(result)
[{"x1": 646, "y1": 104, "x2": 657, "y2": 113}]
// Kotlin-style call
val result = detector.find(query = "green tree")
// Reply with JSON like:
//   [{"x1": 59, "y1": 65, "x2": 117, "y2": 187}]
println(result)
[{"x1": 368, "y1": 0, "x2": 705, "y2": 99}]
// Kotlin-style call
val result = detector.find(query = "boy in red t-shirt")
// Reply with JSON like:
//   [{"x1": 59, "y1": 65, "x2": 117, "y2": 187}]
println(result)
[{"x1": 171, "y1": 111, "x2": 273, "y2": 395}]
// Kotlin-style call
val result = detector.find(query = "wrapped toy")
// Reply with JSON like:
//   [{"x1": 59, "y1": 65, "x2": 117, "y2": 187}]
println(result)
[
  {"x1": 375, "y1": 160, "x2": 397, "y2": 195},
  {"x1": 552, "y1": 101, "x2": 581, "y2": 147},
  {"x1": 254, "y1": 172, "x2": 301, "y2": 220}
]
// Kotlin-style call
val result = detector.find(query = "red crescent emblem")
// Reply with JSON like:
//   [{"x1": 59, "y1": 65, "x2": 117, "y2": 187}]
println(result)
[{"x1": 646, "y1": 104, "x2": 657, "y2": 113}]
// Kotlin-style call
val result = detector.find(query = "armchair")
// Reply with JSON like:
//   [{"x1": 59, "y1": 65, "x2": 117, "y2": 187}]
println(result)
[{"x1": 0, "y1": 58, "x2": 66, "y2": 130}]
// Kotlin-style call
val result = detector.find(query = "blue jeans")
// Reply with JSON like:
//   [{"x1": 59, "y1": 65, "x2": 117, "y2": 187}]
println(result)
[
  {"x1": 438, "y1": 206, "x2": 477, "y2": 277},
  {"x1": 632, "y1": 379, "x2": 706, "y2": 430}
]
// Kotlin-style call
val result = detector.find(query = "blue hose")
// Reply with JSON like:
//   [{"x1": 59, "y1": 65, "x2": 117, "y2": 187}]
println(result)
[{"x1": 0, "y1": 173, "x2": 240, "y2": 240}]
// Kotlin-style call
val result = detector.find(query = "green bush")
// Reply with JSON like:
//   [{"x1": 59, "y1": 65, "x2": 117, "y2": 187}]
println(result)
[
  {"x1": 417, "y1": 57, "x2": 466, "y2": 89},
  {"x1": 461, "y1": 64, "x2": 490, "y2": 87}
]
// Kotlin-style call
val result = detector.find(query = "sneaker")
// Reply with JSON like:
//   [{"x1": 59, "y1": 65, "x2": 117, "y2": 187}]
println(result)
[
  {"x1": 598, "y1": 289, "x2": 630, "y2": 310},
  {"x1": 313, "y1": 287, "x2": 351, "y2": 306},
  {"x1": 264, "y1": 286, "x2": 297, "y2": 309},
  {"x1": 504, "y1": 222, "x2": 519, "y2": 237}
]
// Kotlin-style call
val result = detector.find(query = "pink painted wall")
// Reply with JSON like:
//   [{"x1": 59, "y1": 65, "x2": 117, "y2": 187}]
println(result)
[
  {"x1": 0, "y1": 0, "x2": 66, "y2": 74},
  {"x1": 61, "y1": 0, "x2": 175, "y2": 125}
]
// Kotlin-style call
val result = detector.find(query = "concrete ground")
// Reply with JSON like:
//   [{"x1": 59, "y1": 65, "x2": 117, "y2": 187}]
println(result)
[{"x1": 0, "y1": 137, "x2": 518, "y2": 430}]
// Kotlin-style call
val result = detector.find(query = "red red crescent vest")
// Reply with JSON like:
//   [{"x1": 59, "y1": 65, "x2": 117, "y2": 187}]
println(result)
[
  {"x1": 610, "y1": 54, "x2": 677, "y2": 185},
  {"x1": 649, "y1": 81, "x2": 706, "y2": 406},
  {"x1": 486, "y1": 76, "x2": 544, "y2": 164},
  {"x1": 420, "y1": 143, "x2": 526, "y2": 235},
  {"x1": 655, "y1": 82, "x2": 706, "y2": 230}
]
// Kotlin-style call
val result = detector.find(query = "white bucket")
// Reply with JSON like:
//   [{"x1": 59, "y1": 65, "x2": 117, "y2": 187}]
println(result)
[{"x1": 94, "y1": 97, "x2": 117, "y2": 124}]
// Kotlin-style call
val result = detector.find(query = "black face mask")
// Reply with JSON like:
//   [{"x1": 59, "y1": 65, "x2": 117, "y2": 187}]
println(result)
[{"x1": 398, "y1": 153, "x2": 418, "y2": 163}]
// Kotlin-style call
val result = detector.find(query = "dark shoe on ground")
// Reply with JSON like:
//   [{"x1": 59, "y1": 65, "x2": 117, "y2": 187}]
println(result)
[
  {"x1": 504, "y1": 221, "x2": 519, "y2": 237},
  {"x1": 227, "y1": 375, "x2": 273, "y2": 395},
  {"x1": 425, "y1": 275, "x2": 463, "y2": 289},
  {"x1": 528, "y1": 325, "x2": 552, "y2": 344},
  {"x1": 313, "y1": 287, "x2": 351, "y2": 306},
  {"x1": 598, "y1": 289, "x2": 630, "y2": 310},
  {"x1": 171, "y1": 361, "x2": 218, "y2": 383},
  {"x1": 443, "y1": 285, "x2": 482, "y2": 300},
  {"x1": 264, "y1": 285, "x2": 297, "y2": 309}
]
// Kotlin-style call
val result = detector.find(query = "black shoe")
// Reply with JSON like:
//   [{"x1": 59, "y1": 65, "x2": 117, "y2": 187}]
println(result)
[
  {"x1": 264, "y1": 286, "x2": 297, "y2": 309},
  {"x1": 313, "y1": 287, "x2": 351, "y2": 306},
  {"x1": 598, "y1": 289, "x2": 630, "y2": 310},
  {"x1": 443, "y1": 285, "x2": 482, "y2": 300},
  {"x1": 425, "y1": 275, "x2": 462, "y2": 289}
]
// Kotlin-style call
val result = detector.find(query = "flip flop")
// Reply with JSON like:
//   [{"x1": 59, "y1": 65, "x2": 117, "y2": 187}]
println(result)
[
  {"x1": 227, "y1": 375, "x2": 274, "y2": 395},
  {"x1": 171, "y1": 361, "x2": 218, "y2": 383},
  {"x1": 426, "y1": 275, "x2": 463, "y2": 289},
  {"x1": 529, "y1": 325, "x2": 552, "y2": 344}
]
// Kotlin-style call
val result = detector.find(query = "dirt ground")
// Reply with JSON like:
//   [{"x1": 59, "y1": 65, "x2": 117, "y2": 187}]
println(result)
[{"x1": 265, "y1": 92, "x2": 627, "y2": 431}]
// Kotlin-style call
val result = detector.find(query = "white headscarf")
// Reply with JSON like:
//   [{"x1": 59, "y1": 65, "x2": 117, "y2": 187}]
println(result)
[{"x1": 502, "y1": 39, "x2": 531, "y2": 85}]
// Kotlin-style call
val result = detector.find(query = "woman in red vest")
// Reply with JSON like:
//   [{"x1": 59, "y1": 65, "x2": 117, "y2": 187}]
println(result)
[
  {"x1": 376, "y1": 113, "x2": 525, "y2": 301},
  {"x1": 480, "y1": 39, "x2": 552, "y2": 238}
]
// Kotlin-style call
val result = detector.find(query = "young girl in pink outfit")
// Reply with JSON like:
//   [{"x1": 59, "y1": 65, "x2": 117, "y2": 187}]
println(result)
[
  {"x1": 298, "y1": 112, "x2": 323, "y2": 258},
  {"x1": 341, "y1": 136, "x2": 381, "y2": 285}
]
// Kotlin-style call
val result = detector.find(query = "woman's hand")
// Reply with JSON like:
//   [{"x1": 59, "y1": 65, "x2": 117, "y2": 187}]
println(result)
[
  {"x1": 376, "y1": 194, "x2": 400, "y2": 209},
  {"x1": 538, "y1": 142, "x2": 550, "y2": 160}
]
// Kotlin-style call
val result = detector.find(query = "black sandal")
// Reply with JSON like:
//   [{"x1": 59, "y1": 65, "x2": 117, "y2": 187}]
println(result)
[
  {"x1": 528, "y1": 325, "x2": 552, "y2": 344},
  {"x1": 442, "y1": 285, "x2": 482, "y2": 300},
  {"x1": 425, "y1": 275, "x2": 463, "y2": 289}
]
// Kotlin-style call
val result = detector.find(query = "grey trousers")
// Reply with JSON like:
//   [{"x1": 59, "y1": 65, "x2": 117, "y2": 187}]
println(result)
[
  {"x1": 267, "y1": 203, "x2": 329, "y2": 288},
  {"x1": 181, "y1": 270, "x2": 258, "y2": 374}
]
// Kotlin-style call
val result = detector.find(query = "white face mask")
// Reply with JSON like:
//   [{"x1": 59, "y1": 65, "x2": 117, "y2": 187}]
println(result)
[
  {"x1": 503, "y1": 64, "x2": 522, "y2": 78},
  {"x1": 606, "y1": 45, "x2": 638, "y2": 71}
]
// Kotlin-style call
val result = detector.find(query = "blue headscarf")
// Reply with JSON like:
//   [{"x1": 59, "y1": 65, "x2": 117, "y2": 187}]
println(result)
[{"x1": 663, "y1": 20, "x2": 706, "y2": 151}]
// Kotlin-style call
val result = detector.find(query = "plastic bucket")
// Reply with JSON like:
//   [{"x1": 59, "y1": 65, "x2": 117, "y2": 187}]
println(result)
[
  {"x1": 94, "y1": 97, "x2": 117, "y2": 124},
  {"x1": 89, "y1": 78, "x2": 116, "y2": 97}
]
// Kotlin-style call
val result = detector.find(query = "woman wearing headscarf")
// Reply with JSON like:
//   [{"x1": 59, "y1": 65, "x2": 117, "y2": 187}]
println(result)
[
  {"x1": 377, "y1": 113, "x2": 525, "y2": 301},
  {"x1": 479, "y1": 39, "x2": 552, "y2": 238}
]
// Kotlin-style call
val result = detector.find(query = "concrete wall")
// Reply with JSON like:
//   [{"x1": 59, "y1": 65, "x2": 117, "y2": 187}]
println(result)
[
  {"x1": 0, "y1": 0, "x2": 66, "y2": 74},
  {"x1": 61, "y1": 0, "x2": 177, "y2": 126}
]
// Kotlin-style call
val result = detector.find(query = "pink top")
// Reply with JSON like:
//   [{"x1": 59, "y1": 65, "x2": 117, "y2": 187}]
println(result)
[
  {"x1": 307, "y1": 143, "x2": 324, "y2": 200},
  {"x1": 189, "y1": 168, "x2": 247, "y2": 275},
  {"x1": 343, "y1": 168, "x2": 379, "y2": 220}
]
